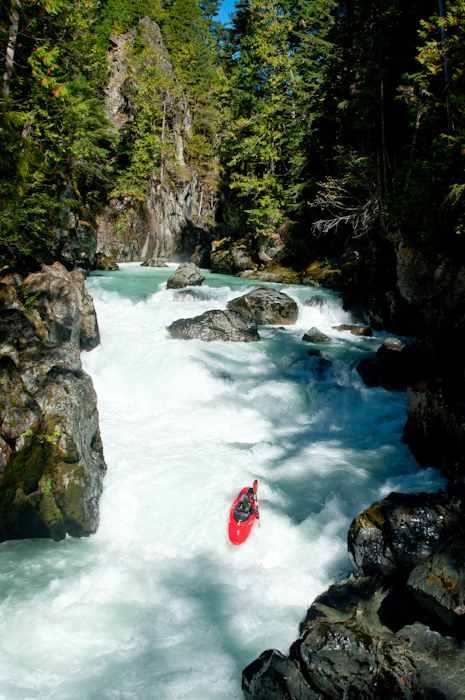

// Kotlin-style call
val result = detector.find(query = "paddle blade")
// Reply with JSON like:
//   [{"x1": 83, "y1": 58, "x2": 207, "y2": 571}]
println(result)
[{"x1": 253, "y1": 479, "x2": 258, "y2": 494}]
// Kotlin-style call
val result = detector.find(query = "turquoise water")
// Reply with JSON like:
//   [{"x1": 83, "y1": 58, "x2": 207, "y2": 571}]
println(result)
[{"x1": 0, "y1": 263, "x2": 445, "y2": 700}]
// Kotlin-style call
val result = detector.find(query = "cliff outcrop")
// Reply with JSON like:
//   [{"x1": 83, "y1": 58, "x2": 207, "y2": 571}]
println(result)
[
  {"x1": 96, "y1": 18, "x2": 216, "y2": 264},
  {"x1": 0, "y1": 262, "x2": 106, "y2": 541}
]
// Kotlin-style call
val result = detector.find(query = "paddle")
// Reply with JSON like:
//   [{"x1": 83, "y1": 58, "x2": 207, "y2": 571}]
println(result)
[{"x1": 253, "y1": 479, "x2": 260, "y2": 526}]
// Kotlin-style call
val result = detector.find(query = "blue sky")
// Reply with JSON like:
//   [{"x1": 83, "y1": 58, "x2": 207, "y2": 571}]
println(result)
[{"x1": 215, "y1": 0, "x2": 237, "y2": 25}]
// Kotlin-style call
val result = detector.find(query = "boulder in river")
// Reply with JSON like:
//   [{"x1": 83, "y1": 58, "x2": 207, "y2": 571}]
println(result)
[
  {"x1": 166, "y1": 263, "x2": 205, "y2": 289},
  {"x1": 348, "y1": 491, "x2": 461, "y2": 579},
  {"x1": 302, "y1": 327, "x2": 331, "y2": 343},
  {"x1": 333, "y1": 323, "x2": 372, "y2": 336},
  {"x1": 167, "y1": 310, "x2": 260, "y2": 342},
  {"x1": 226, "y1": 287, "x2": 298, "y2": 325}
]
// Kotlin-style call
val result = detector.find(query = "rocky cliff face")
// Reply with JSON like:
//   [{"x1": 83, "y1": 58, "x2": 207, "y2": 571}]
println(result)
[
  {"x1": 0, "y1": 262, "x2": 106, "y2": 541},
  {"x1": 96, "y1": 18, "x2": 216, "y2": 264}
]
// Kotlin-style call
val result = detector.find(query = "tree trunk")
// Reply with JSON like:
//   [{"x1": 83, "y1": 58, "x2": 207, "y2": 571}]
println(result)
[{"x1": 2, "y1": 0, "x2": 21, "y2": 101}]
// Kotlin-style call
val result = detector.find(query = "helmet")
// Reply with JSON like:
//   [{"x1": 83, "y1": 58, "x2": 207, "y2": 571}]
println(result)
[{"x1": 247, "y1": 488, "x2": 254, "y2": 495}]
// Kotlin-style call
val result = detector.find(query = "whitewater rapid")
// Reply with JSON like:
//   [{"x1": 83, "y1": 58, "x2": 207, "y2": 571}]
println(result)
[{"x1": 0, "y1": 263, "x2": 445, "y2": 700}]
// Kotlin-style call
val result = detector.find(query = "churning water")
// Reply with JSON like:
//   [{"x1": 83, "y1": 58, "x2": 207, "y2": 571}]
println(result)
[{"x1": 0, "y1": 263, "x2": 445, "y2": 700}]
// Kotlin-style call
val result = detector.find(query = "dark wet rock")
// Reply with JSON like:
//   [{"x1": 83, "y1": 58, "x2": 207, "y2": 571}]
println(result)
[
  {"x1": 227, "y1": 287, "x2": 298, "y2": 326},
  {"x1": 303, "y1": 295, "x2": 327, "y2": 308},
  {"x1": 190, "y1": 244, "x2": 211, "y2": 268},
  {"x1": 307, "y1": 349, "x2": 323, "y2": 357},
  {"x1": 403, "y1": 381, "x2": 465, "y2": 479},
  {"x1": 356, "y1": 339, "x2": 435, "y2": 391},
  {"x1": 0, "y1": 266, "x2": 106, "y2": 542},
  {"x1": 408, "y1": 532, "x2": 465, "y2": 629},
  {"x1": 348, "y1": 491, "x2": 462, "y2": 579},
  {"x1": 308, "y1": 355, "x2": 332, "y2": 379},
  {"x1": 166, "y1": 262, "x2": 205, "y2": 289},
  {"x1": 243, "y1": 573, "x2": 465, "y2": 700},
  {"x1": 243, "y1": 649, "x2": 319, "y2": 700},
  {"x1": 332, "y1": 323, "x2": 372, "y2": 337},
  {"x1": 302, "y1": 327, "x2": 330, "y2": 343},
  {"x1": 140, "y1": 258, "x2": 168, "y2": 267},
  {"x1": 167, "y1": 310, "x2": 260, "y2": 342}
]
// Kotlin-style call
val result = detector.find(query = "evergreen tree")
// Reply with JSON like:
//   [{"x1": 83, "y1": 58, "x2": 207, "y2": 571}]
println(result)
[{"x1": 0, "y1": 0, "x2": 112, "y2": 264}]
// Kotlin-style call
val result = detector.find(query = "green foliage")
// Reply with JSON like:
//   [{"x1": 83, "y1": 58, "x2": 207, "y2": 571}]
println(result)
[
  {"x1": 394, "y1": 0, "x2": 465, "y2": 251},
  {"x1": 0, "y1": 0, "x2": 113, "y2": 264},
  {"x1": 221, "y1": 0, "x2": 338, "y2": 232}
]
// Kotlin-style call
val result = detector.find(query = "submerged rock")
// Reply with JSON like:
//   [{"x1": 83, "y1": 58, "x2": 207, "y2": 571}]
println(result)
[
  {"x1": 166, "y1": 263, "x2": 205, "y2": 290},
  {"x1": 227, "y1": 287, "x2": 298, "y2": 325},
  {"x1": 303, "y1": 295, "x2": 327, "y2": 308},
  {"x1": 348, "y1": 491, "x2": 461, "y2": 579},
  {"x1": 175, "y1": 289, "x2": 208, "y2": 301},
  {"x1": 302, "y1": 327, "x2": 330, "y2": 343},
  {"x1": 167, "y1": 310, "x2": 260, "y2": 342},
  {"x1": 141, "y1": 258, "x2": 168, "y2": 267}
]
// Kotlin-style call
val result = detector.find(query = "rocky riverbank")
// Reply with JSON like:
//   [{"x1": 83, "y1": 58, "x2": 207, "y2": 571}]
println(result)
[{"x1": 0, "y1": 262, "x2": 106, "y2": 541}]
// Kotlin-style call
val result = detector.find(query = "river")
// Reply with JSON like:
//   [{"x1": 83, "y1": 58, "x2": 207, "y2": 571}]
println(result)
[{"x1": 0, "y1": 263, "x2": 445, "y2": 699}]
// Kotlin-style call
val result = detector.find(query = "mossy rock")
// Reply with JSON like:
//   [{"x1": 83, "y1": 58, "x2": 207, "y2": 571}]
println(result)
[{"x1": 302, "y1": 261, "x2": 342, "y2": 288}]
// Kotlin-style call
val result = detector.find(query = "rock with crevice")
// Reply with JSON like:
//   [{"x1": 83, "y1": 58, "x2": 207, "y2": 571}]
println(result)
[{"x1": 227, "y1": 287, "x2": 298, "y2": 325}]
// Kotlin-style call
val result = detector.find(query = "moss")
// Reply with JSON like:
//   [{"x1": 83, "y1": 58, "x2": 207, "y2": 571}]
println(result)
[
  {"x1": 0, "y1": 421, "x2": 65, "y2": 541},
  {"x1": 356, "y1": 503, "x2": 385, "y2": 530},
  {"x1": 266, "y1": 265, "x2": 302, "y2": 283},
  {"x1": 38, "y1": 490, "x2": 66, "y2": 541},
  {"x1": 302, "y1": 261, "x2": 343, "y2": 288}
]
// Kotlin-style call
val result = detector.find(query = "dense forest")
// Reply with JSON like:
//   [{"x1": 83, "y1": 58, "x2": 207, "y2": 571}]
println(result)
[{"x1": 1, "y1": 0, "x2": 465, "y2": 267}]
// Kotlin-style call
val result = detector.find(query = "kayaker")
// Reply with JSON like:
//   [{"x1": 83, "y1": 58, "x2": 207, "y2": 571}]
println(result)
[{"x1": 239, "y1": 488, "x2": 259, "y2": 517}]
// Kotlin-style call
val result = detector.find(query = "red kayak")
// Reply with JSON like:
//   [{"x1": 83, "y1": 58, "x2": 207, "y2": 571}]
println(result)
[{"x1": 228, "y1": 479, "x2": 259, "y2": 545}]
